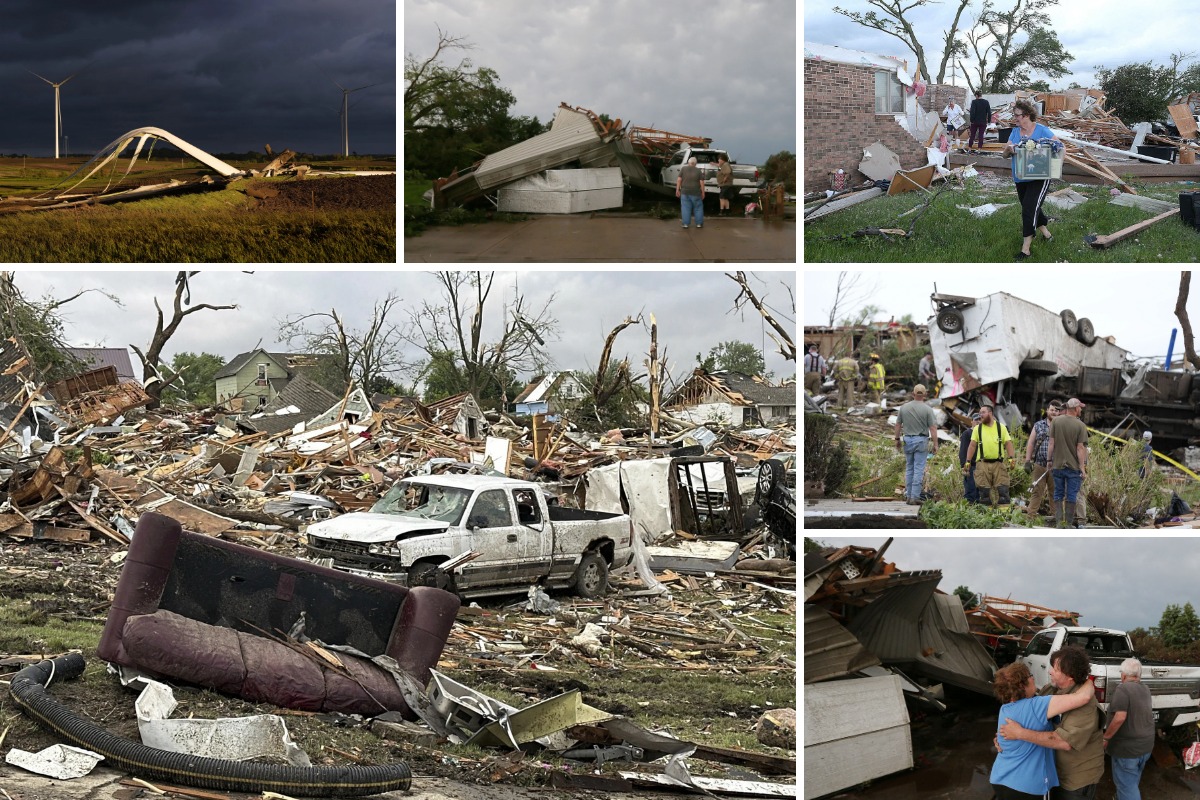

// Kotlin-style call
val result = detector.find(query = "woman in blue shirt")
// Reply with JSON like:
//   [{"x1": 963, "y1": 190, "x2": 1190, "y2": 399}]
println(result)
[
  {"x1": 990, "y1": 661, "x2": 1095, "y2": 799},
  {"x1": 1003, "y1": 100, "x2": 1062, "y2": 261}
]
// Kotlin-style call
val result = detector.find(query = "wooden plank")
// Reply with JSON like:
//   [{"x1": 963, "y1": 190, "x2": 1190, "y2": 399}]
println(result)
[
  {"x1": 1086, "y1": 207, "x2": 1179, "y2": 249},
  {"x1": 1062, "y1": 151, "x2": 1137, "y2": 194},
  {"x1": 1169, "y1": 104, "x2": 1199, "y2": 139},
  {"x1": 1108, "y1": 193, "x2": 1177, "y2": 214},
  {"x1": 1, "y1": 522, "x2": 91, "y2": 543}
]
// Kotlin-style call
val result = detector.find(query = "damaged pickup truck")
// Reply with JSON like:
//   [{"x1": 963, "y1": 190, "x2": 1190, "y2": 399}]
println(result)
[
  {"x1": 1020, "y1": 625, "x2": 1200, "y2": 729},
  {"x1": 305, "y1": 475, "x2": 634, "y2": 599}
]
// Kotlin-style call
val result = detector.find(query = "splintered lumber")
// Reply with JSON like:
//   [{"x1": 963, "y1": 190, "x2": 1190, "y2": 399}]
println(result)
[
  {"x1": 1063, "y1": 148, "x2": 1137, "y2": 194},
  {"x1": 1084, "y1": 208, "x2": 1178, "y2": 249},
  {"x1": 805, "y1": 187, "x2": 884, "y2": 220}
]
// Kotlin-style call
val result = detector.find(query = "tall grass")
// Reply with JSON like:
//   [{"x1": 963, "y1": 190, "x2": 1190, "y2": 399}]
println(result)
[{"x1": 0, "y1": 188, "x2": 394, "y2": 262}]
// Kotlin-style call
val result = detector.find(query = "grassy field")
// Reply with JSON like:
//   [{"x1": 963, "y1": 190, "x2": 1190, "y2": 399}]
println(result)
[
  {"x1": 805, "y1": 177, "x2": 1200, "y2": 262},
  {"x1": 0, "y1": 156, "x2": 396, "y2": 263}
]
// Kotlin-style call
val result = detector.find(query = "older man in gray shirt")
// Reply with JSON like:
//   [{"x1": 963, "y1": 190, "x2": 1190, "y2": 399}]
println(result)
[
  {"x1": 675, "y1": 156, "x2": 705, "y2": 229},
  {"x1": 894, "y1": 383, "x2": 938, "y2": 505}
]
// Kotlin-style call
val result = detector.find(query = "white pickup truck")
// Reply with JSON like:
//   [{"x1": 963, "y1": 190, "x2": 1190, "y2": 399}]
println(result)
[
  {"x1": 1019, "y1": 625, "x2": 1200, "y2": 728},
  {"x1": 304, "y1": 475, "x2": 634, "y2": 599},
  {"x1": 660, "y1": 147, "x2": 760, "y2": 197}
]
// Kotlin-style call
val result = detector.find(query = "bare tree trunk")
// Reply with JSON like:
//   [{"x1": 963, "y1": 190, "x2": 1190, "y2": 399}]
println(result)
[
  {"x1": 134, "y1": 272, "x2": 237, "y2": 409},
  {"x1": 593, "y1": 314, "x2": 641, "y2": 406},
  {"x1": 1176, "y1": 271, "x2": 1200, "y2": 369},
  {"x1": 648, "y1": 314, "x2": 660, "y2": 440}
]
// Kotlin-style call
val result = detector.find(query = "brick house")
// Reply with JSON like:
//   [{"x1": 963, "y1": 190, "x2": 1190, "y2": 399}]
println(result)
[{"x1": 803, "y1": 42, "x2": 929, "y2": 194}]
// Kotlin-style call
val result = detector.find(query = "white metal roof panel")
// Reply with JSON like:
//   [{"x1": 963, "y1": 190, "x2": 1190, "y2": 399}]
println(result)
[{"x1": 476, "y1": 107, "x2": 601, "y2": 179}]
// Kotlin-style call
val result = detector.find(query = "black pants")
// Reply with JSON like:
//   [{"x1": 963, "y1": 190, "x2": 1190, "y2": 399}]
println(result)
[
  {"x1": 1016, "y1": 179, "x2": 1050, "y2": 237},
  {"x1": 991, "y1": 784, "x2": 1044, "y2": 800}
]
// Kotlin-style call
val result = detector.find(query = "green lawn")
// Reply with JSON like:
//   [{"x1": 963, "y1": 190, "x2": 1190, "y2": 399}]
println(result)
[
  {"x1": 405, "y1": 177, "x2": 432, "y2": 207},
  {"x1": 804, "y1": 178, "x2": 1200, "y2": 262}
]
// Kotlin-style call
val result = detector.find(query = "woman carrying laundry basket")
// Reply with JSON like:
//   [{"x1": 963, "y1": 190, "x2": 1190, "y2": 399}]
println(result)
[{"x1": 1003, "y1": 100, "x2": 1063, "y2": 261}]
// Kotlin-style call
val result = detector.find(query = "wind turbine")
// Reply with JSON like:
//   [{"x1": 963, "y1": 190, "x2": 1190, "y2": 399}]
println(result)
[
  {"x1": 334, "y1": 80, "x2": 380, "y2": 157},
  {"x1": 29, "y1": 65, "x2": 88, "y2": 159}
]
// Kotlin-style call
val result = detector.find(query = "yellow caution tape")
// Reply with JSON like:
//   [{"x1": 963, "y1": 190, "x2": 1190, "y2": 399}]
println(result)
[{"x1": 1086, "y1": 425, "x2": 1200, "y2": 482}]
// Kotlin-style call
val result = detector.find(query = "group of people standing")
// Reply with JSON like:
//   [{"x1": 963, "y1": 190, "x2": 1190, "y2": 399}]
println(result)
[
  {"x1": 991, "y1": 648, "x2": 1155, "y2": 799},
  {"x1": 804, "y1": 344, "x2": 886, "y2": 407},
  {"x1": 673, "y1": 154, "x2": 736, "y2": 229}
]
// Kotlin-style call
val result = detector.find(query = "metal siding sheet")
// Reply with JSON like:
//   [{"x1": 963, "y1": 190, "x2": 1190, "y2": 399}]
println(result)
[
  {"x1": 476, "y1": 108, "x2": 601, "y2": 179},
  {"x1": 804, "y1": 605, "x2": 881, "y2": 684}
]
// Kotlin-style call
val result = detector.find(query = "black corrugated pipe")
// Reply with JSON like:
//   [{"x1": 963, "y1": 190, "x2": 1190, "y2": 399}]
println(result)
[{"x1": 10, "y1": 654, "x2": 411, "y2": 797}]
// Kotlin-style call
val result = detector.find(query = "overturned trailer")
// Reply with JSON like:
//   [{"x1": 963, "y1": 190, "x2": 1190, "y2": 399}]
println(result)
[{"x1": 929, "y1": 290, "x2": 1200, "y2": 448}]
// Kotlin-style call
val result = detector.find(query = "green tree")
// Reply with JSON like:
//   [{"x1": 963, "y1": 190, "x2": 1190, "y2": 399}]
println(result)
[
  {"x1": 953, "y1": 585, "x2": 979, "y2": 608},
  {"x1": 566, "y1": 365, "x2": 648, "y2": 429},
  {"x1": 1159, "y1": 602, "x2": 1200, "y2": 648},
  {"x1": 406, "y1": 272, "x2": 558, "y2": 411},
  {"x1": 762, "y1": 150, "x2": 795, "y2": 193},
  {"x1": 959, "y1": 0, "x2": 1073, "y2": 92},
  {"x1": 0, "y1": 273, "x2": 119, "y2": 383},
  {"x1": 696, "y1": 341, "x2": 769, "y2": 377},
  {"x1": 160, "y1": 352, "x2": 224, "y2": 406},
  {"x1": 404, "y1": 27, "x2": 545, "y2": 180},
  {"x1": 833, "y1": 0, "x2": 973, "y2": 84},
  {"x1": 1098, "y1": 53, "x2": 1197, "y2": 124},
  {"x1": 803, "y1": 537, "x2": 828, "y2": 555}
]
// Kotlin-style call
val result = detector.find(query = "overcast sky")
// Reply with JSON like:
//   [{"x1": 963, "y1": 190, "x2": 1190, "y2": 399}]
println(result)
[
  {"x1": 12, "y1": 268, "x2": 796, "y2": 389},
  {"x1": 1, "y1": 0, "x2": 395, "y2": 157},
  {"x1": 403, "y1": 0, "x2": 797, "y2": 168},
  {"x1": 804, "y1": 269, "x2": 1194, "y2": 363},
  {"x1": 814, "y1": 536, "x2": 1200, "y2": 633},
  {"x1": 804, "y1": 0, "x2": 1197, "y2": 90}
]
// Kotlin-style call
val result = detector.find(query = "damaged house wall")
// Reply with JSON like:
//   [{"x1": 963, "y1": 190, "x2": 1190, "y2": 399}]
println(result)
[{"x1": 804, "y1": 43, "x2": 928, "y2": 194}]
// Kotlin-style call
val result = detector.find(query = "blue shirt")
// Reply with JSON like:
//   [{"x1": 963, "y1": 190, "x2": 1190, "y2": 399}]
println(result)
[
  {"x1": 990, "y1": 694, "x2": 1058, "y2": 795},
  {"x1": 1009, "y1": 123, "x2": 1056, "y2": 183}
]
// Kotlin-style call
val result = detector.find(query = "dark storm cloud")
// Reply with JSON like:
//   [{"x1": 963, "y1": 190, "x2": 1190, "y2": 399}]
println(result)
[{"x1": 0, "y1": 0, "x2": 396, "y2": 157}]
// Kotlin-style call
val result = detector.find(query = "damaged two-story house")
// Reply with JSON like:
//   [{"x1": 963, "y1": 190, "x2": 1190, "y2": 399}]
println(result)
[{"x1": 214, "y1": 349, "x2": 341, "y2": 412}]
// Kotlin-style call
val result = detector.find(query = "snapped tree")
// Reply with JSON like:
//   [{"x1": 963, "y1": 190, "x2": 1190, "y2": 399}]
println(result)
[
  {"x1": 0, "y1": 272, "x2": 119, "y2": 383},
  {"x1": 833, "y1": 0, "x2": 973, "y2": 84},
  {"x1": 277, "y1": 292, "x2": 411, "y2": 394},
  {"x1": 405, "y1": 272, "x2": 558, "y2": 410},
  {"x1": 130, "y1": 272, "x2": 237, "y2": 409}
]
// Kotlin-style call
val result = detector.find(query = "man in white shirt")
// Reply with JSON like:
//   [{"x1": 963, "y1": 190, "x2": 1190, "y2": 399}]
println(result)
[{"x1": 943, "y1": 99, "x2": 967, "y2": 150}]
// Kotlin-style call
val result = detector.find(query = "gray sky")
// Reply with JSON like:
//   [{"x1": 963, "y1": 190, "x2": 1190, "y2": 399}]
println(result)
[
  {"x1": 804, "y1": 0, "x2": 1197, "y2": 90},
  {"x1": 13, "y1": 268, "x2": 797, "y2": 389},
  {"x1": 403, "y1": 0, "x2": 797, "y2": 168},
  {"x1": 1, "y1": 0, "x2": 395, "y2": 157},
  {"x1": 814, "y1": 536, "x2": 1200, "y2": 632},
  {"x1": 803, "y1": 269, "x2": 1191, "y2": 363}
]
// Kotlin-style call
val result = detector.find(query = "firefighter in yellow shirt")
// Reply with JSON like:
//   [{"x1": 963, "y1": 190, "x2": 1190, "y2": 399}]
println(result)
[
  {"x1": 866, "y1": 353, "x2": 886, "y2": 404},
  {"x1": 963, "y1": 402, "x2": 1017, "y2": 506}
]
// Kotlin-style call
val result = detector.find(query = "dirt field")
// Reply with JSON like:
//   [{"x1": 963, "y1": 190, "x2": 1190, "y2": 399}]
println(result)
[{"x1": 250, "y1": 175, "x2": 396, "y2": 211}]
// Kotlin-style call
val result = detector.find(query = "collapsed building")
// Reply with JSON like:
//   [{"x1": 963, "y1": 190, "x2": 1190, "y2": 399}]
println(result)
[{"x1": 803, "y1": 42, "x2": 1200, "y2": 197}]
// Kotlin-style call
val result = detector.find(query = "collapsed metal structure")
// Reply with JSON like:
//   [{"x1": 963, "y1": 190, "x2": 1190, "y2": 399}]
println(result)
[{"x1": 434, "y1": 102, "x2": 719, "y2": 208}]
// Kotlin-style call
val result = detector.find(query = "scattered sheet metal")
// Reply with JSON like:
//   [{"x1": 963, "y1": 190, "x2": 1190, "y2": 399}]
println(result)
[
  {"x1": 136, "y1": 679, "x2": 311, "y2": 766},
  {"x1": 5, "y1": 744, "x2": 105, "y2": 779}
]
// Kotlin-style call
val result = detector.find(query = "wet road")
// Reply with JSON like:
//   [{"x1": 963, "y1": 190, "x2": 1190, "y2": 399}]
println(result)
[
  {"x1": 404, "y1": 214, "x2": 796, "y2": 262},
  {"x1": 828, "y1": 692, "x2": 1200, "y2": 799}
]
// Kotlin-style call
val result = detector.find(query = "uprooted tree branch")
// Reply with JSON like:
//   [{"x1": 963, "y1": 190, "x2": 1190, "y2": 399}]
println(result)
[{"x1": 726, "y1": 272, "x2": 796, "y2": 362}]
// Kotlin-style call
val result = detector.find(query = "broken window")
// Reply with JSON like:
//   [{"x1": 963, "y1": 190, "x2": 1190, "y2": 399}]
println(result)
[
  {"x1": 512, "y1": 489, "x2": 542, "y2": 525},
  {"x1": 875, "y1": 71, "x2": 904, "y2": 114},
  {"x1": 468, "y1": 490, "x2": 511, "y2": 528},
  {"x1": 256, "y1": 363, "x2": 268, "y2": 386}
]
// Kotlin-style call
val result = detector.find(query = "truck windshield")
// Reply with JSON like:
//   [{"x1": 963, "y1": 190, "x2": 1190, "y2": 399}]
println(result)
[{"x1": 370, "y1": 483, "x2": 472, "y2": 525}]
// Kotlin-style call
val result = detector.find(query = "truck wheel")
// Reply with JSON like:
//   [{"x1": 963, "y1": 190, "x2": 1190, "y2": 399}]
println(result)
[
  {"x1": 1060, "y1": 309, "x2": 1078, "y2": 336},
  {"x1": 936, "y1": 307, "x2": 964, "y2": 334},
  {"x1": 1076, "y1": 318, "x2": 1096, "y2": 346},
  {"x1": 756, "y1": 459, "x2": 784, "y2": 505},
  {"x1": 572, "y1": 552, "x2": 609, "y2": 598},
  {"x1": 409, "y1": 561, "x2": 455, "y2": 593},
  {"x1": 1020, "y1": 359, "x2": 1058, "y2": 377}
]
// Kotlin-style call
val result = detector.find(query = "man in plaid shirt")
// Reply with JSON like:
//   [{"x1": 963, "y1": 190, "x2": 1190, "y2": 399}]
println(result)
[{"x1": 1024, "y1": 399, "x2": 1062, "y2": 521}]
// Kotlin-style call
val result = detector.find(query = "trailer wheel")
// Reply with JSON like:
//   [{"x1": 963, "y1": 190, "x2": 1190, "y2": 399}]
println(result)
[
  {"x1": 1060, "y1": 309, "x2": 1079, "y2": 336},
  {"x1": 936, "y1": 307, "x2": 965, "y2": 334},
  {"x1": 1076, "y1": 318, "x2": 1096, "y2": 346},
  {"x1": 1020, "y1": 359, "x2": 1059, "y2": 377},
  {"x1": 756, "y1": 459, "x2": 785, "y2": 506}
]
